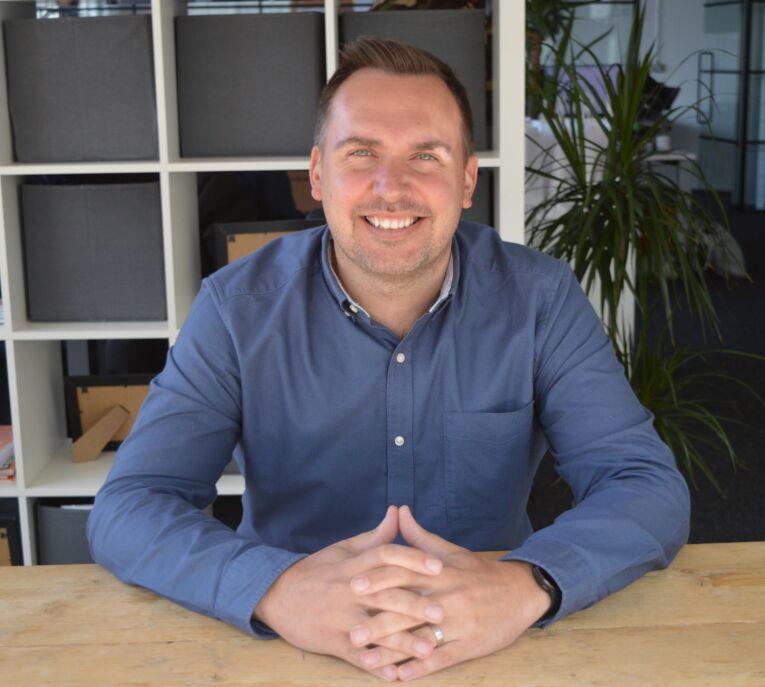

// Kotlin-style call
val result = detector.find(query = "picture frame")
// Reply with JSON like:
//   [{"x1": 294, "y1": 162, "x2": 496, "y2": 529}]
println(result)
[
  {"x1": 213, "y1": 218, "x2": 326, "y2": 269},
  {"x1": 64, "y1": 374, "x2": 154, "y2": 452}
]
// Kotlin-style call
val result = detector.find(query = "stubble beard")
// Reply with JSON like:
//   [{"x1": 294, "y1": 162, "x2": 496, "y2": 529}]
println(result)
[{"x1": 339, "y1": 218, "x2": 449, "y2": 286}]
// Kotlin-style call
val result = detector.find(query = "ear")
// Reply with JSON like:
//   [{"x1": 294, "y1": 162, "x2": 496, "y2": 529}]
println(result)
[
  {"x1": 309, "y1": 145, "x2": 323, "y2": 202},
  {"x1": 461, "y1": 153, "x2": 479, "y2": 209}
]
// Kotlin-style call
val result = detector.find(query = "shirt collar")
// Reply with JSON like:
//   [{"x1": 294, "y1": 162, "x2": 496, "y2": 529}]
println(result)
[{"x1": 320, "y1": 225, "x2": 459, "y2": 319}]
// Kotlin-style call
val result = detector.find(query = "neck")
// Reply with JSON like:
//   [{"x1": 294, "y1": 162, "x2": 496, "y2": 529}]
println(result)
[{"x1": 331, "y1": 242, "x2": 450, "y2": 339}]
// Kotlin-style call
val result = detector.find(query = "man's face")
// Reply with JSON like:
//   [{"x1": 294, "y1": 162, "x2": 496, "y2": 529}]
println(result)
[{"x1": 309, "y1": 68, "x2": 478, "y2": 281}]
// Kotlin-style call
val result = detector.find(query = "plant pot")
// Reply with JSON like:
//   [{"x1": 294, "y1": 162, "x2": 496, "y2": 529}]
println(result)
[{"x1": 655, "y1": 133, "x2": 672, "y2": 151}]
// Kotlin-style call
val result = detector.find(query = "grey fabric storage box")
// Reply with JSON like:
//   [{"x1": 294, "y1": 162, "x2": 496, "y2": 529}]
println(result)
[
  {"x1": 340, "y1": 9, "x2": 489, "y2": 150},
  {"x1": 461, "y1": 168, "x2": 493, "y2": 227},
  {"x1": 176, "y1": 12, "x2": 325, "y2": 157},
  {"x1": 21, "y1": 182, "x2": 167, "y2": 322},
  {"x1": 3, "y1": 15, "x2": 158, "y2": 162},
  {"x1": 35, "y1": 501, "x2": 94, "y2": 565}
]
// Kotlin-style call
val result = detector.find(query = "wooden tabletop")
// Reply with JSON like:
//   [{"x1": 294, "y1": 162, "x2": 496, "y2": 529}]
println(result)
[{"x1": 1, "y1": 542, "x2": 764, "y2": 686}]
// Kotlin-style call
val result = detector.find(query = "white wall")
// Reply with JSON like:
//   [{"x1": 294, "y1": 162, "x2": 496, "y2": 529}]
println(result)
[
  {"x1": 569, "y1": 0, "x2": 734, "y2": 191},
  {"x1": 649, "y1": 0, "x2": 706, "y2": 161}
]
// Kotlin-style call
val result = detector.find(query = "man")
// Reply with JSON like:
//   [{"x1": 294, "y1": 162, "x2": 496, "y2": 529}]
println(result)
[{"x1": 87, "y1": 37, "x2": 691, "y2": 682}]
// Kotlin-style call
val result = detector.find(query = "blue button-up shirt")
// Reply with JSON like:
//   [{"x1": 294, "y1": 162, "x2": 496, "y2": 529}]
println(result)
[{"x1": 87, "y1": 221, "x2": 690, "y2": 638}]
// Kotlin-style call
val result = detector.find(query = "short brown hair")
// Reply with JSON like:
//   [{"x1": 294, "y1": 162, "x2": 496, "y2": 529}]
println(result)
[{"x1": 313, "y1": 36, "x2": 474, "y2": 161}]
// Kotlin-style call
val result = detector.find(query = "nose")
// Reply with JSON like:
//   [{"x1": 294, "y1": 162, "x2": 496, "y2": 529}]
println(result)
[{"x1": 372, "y1": 157, "x2": 411, "y2": 202}]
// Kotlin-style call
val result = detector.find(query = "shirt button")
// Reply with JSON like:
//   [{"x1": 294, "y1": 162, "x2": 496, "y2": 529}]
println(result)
[
  {"x1": 396, "y1": 353, "x2": 406, "y2": 364},
  {"x1": 394, "y1": 435, "x2": 405, "y2": 447},
  {"x1": 349, "y1": 304, "x2": 359, "y2": 313}
]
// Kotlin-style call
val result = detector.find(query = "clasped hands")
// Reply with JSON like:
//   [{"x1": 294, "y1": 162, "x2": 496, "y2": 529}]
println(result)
[{"x1": 253, "y1": 504, "x2": 552, "y2": 682}]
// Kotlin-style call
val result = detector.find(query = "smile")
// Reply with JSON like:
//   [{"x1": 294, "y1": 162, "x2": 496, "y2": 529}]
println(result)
[{"x1": 363, "y1": 215, "x2": 424, "y2": 229}]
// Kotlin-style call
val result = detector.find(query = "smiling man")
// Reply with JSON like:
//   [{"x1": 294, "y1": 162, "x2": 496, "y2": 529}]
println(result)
[
  {"x1": 312, "y1": 63, "x2": 475, "y2": 341},
  {"x1": 87, "y1": 37, "x2": 691, "y2": 682}
]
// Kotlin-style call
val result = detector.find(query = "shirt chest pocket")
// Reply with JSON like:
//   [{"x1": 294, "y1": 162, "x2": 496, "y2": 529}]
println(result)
[{"x1": 442, "y1": 401, "x2": 534, "y2": 525}]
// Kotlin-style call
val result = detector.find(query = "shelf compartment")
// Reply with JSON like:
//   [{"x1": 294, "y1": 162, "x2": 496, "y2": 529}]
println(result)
[
  {"x1": 19, "y1": 178, "x2": 168, "y2": 323},
  {"x1": 175, "y1": 12, "x2": 325, "y2": 157},
  {"x1": 339, "y1": 8, "x2": 490, "y2": 151},
  {"x1": 3, "y1": 14, "x2": 159, "y2": 163}
]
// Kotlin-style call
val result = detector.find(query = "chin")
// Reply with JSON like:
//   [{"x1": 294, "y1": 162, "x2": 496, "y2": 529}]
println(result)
[{"x1": 359, "y1": 253, "x2": 433, "y2": 278}]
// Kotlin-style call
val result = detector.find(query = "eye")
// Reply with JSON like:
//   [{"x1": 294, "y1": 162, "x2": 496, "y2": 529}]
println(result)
[
  {"x1": 350, "y1": 149, "x2": 372, "y2": 157},
  {"x1": 415, "y1": 152, "x2": 437, "y2": 161}
]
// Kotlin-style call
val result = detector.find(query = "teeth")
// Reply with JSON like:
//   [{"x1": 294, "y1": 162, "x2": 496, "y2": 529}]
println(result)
[{"x1": 366, "y1": 216, "x2": 418, "y2": 229}]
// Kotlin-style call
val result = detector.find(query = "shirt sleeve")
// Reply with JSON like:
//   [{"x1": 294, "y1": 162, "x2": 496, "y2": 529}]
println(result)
[
  {"x1": 501, "y1": 260, "x2": 691, "y2": 628},
  {"x1": 86, "y1": 278, "x2": 308, "y2": 638}
]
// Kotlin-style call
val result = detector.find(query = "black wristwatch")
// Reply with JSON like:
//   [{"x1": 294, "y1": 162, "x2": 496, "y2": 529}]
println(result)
[{"x1": 531, "y1": 564, "x2": 561, "y2": 623}]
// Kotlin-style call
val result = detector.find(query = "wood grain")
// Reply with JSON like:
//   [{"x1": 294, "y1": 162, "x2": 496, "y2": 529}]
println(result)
[{"x1": 1, "y1": 543, "x2": 763, "y2": 686}]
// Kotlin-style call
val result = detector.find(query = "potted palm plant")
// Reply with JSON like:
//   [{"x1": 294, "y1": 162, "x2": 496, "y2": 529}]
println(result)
[{"x1": 525, "y1": 4, "x2": 765, "y2": 495}]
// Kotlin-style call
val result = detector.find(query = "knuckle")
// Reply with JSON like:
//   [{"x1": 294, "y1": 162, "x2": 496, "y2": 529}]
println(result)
[
  {"x1": 442, "y1": 588, "x2": 461, "y2": 608},
  {"x1": 368, "y1": 568, "x2": 395, "y2": 592},
  {"x1": 369, "y1": 647, "x2": 406, "y2": 670},
  {"x1": 408, "y1": 632, "x2": 434, "y2": 658},
  {"x1": 381, "y1": 564, "x2": 410, "y2": 588},
  {"x1": 363, "y1": 661, "x2": 392, "y2": 680},
  {"x1": 380, "y1": 630, "x2": 410, "y2": 653},
  {"x1": 370, "y1": 545, "x2": 385, "y2": 565},
  {"x1": 384, "y1": 611, "x2": 421, "y2": 638},
  {"x1": 376, "y1": 665, "x2": 399, "y2": 682},
  {"x1": 412, "y1": 626, "x2": 436, "y2": 647},
  {"x1": 360, "y1": 648, "x2": 383, "y2": 668},
  {"x1": 358, "y1": 589, "x2": 387, "y2": 610},
  {"x1": 419, "y1": 599, "x2": 442, "y2": 621},
  {"x1": 369, "y1": 610, "x2": 401, "y2": 638},
  {"x1": 400, "y1": 590, "x2": 427, "y2": 618}
]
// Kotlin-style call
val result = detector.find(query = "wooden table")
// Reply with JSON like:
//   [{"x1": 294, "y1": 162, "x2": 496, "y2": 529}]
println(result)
[{"x1": 1, "y1": 543, "x2": 764, "y2": 686}]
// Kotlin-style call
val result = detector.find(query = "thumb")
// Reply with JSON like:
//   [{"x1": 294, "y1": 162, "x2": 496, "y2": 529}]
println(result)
[
  {"x1": 397, "y1": 504, "x2": 460, "y2": 557},
  {"x1": 342, "y1": 504, "x2": 399, "y2": 554}
]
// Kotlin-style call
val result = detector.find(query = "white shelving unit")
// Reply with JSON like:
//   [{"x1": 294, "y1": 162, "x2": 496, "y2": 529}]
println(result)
[{"x1": 0, "y1": 0, "x2": 525, "y2": 565}]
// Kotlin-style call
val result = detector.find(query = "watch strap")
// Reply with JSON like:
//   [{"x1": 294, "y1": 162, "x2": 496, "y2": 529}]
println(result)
[{"x1": 531, "y1": 564, "x2": 561, "y2": 623}]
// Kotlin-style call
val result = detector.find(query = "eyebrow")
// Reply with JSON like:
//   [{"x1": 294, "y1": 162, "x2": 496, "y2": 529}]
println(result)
[{"x1": 334, "y1": 136, "x2": 453, "y2": 156}]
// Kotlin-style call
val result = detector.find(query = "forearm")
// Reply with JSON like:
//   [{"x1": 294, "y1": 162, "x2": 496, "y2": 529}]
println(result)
[
  {"x1": 88, "y1": 473, "x2": 307, "y2": 637},
  {"x1": 522, "y1": 261, "x2": 691, "y2": 626},
  {"x1": 87, "y1": 279, "x2": 308, "y2": 637},
  {"x1": 504, "y1": 445, "x2": 690, "y2": 626}
]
